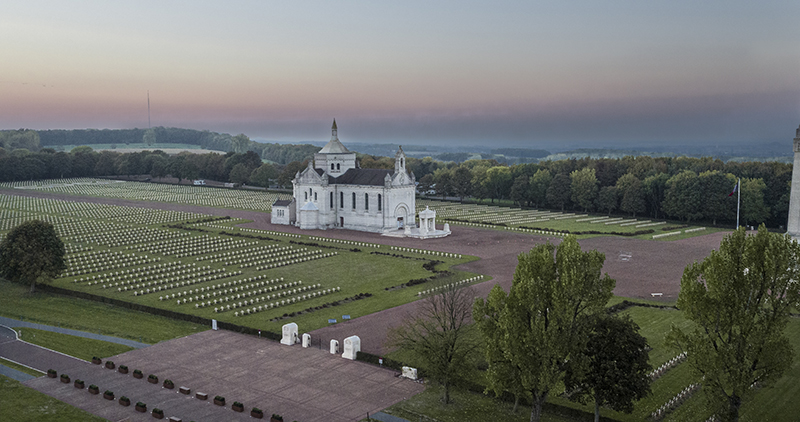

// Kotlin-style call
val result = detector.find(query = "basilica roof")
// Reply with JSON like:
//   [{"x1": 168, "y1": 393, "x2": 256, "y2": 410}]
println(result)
[
  {"x1": 331, "y1": 168, "x2": 393, "y2": 186},
  {"x1": 318, "y1": 138, "x2": 350, "y2": 154}
]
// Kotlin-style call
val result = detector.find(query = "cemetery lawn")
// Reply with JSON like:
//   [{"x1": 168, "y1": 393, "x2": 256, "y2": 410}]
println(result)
[
  {"x1": 0, "y1": 358, "x2": 44, "y2": 377},
  {"x1": 17, "y1": 328, "x2": 134, "y2": 361},
  {"x1": 0, "y1": 375, "x2": 107, "y2": 422},
  {"x1": 0, "y1": 280, "x2": 208, "y2": 344}
]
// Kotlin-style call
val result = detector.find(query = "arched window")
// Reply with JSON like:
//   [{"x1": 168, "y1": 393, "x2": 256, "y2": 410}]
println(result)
[
  {"x1": 337, "y1": 163, "x2": 340, "y2": 170},
  {"x1": 352, "y1": 192, "x2": 356, "y2": 209},
  {"x1": 365, "y1": 193, "x2": 369, "y2": 211},
  {"x1": 340, "y1": 192, "x2": 343, "y2": 208},
  {"x1": 304, "y1": 192, "x2": 308, "y2": 201},
  {"x1": 314, "y1": 192, "x2": 317, "y2": 201},
  {"x1": 331, "y1": 163, "x2": 335, "y2": 170},
  {"x1": 401, "y1": 158, "x2": 404, "y2": 167},
  {"x1": 378, "y1": 194, "x2": 382, "y2": 211},
  {"x1": 330, "y1": 192, "x2": 334, "y2": 208}
]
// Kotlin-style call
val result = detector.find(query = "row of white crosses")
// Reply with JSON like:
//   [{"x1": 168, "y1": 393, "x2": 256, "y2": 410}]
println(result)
[
  {"x1": 161, "y1": 275, "x2": 279, "y2": 302},
  {"x1": 62, "y1": 252, "x2": 160, "y2": 277},
  {"x1": 177, "y1": 278, "x2": 302, "y2": 305},
  {"x1": 240, "y1": 248, "x2": 324, "y2": 268},
  {"x1": 229, "y1": 287, "x2": 341, "y2": 316},
  {"x1": 307, "y1": 236, "x2": 382, "y2": 248},
  {"x1": 67, "y1": 226, "x2": 188, "y2": 248},
  {"x1": 389, "y1": 246, "x2": 461, "y2": 259},
  {"x1": 238, "y1": 227, "x2": 301, "y2": 238},
  {"x1": 651, "y1": 381, "x2": 701, "y2": 421},
  {"x1": 74, "y1": 261, "x2": 184, "y2": 284},
  {"x1": 649, "y1": 351, "x2": 688, "y2": 381},
  {"x1": 417, "y1": 275, "x2": 484, "y2": 296},
  {"x1": 130, "y1": 269, "x2": 242, "y2": 296},
  {"x1": 254, "y1": 251, "x2": 337, "y2": 271},
  {"x1": 3, "y1": 177, "x2": 290, "y2": 211},
  {"x1": 131, "y1": 234, "x2": 255, "y2": 258},
  {"x1": 199, "y1": 244, "x2": 285, "y2": 263},
  {"x1": 123, "y1": 266, "x2": 226, "y2": 292}
]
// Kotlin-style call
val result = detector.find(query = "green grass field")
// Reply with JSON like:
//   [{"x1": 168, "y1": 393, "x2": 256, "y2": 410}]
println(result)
[
  {"x1": 0, "y1": 375, "x2": 107, "y2": 422},
  {"x1": 0, "y1": 281, "x2": 207, "y2": 344},
  {"x1": 0, "y1": 358, "x2": 44, "y2": 377},
  {"x1": 17, "y1": 328, "x2": 134, "y2": 361},
  {"x1": 46, "y1": 143, "x2": 205, "y2": 152}
]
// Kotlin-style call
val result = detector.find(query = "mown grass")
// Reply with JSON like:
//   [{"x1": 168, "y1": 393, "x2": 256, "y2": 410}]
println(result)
[
  {"x1": 18, "y1": 328, "x2": 134, "y2": 361},
  {"x1": 0, "y1": 375, "x2": 107, "y2": 422},
  {"x1": 0, "y1": 280, "x2": 207, "y2": 344},
  {"x1": 0, "y1": 358, "x2": 44, "y2": 377}
]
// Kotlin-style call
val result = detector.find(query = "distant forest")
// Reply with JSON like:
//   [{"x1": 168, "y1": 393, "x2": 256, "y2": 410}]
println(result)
[{"x1": 0, "y1": 128, "x2": 793, "y2": 229}]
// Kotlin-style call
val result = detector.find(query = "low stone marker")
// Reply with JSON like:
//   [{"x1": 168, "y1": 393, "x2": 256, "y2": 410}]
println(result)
[
  {"x1": 196, "y1": 392, "x2": 208, "y2": 400},
  {"x1": 330, "y1": 339, "x2": 339, "y2": 354},
  {"x1": 342, "y1": 335, "x2": 361, "y2": 360},
  {"x1": 302, "y1": 333, "x2": 311, "y2": 348},
  {"x1": 179, "y1": 386, "x2": 191, "y2": 395},
  {"x1": 281, "y1": 322, "x2": 298, "y2": 346}
]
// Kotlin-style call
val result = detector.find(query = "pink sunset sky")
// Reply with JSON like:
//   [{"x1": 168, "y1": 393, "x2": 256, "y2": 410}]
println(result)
[{"x1": 1, "y1": 1, "x2": 799, "y2": 146}]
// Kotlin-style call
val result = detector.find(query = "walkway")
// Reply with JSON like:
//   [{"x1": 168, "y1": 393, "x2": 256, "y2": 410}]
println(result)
[
  {"x1": 20, "y1": 329, "x2": 423, "y2": 422},
  {"x1": 0, "y1": 316, "x2": 150, "y2": 349}
]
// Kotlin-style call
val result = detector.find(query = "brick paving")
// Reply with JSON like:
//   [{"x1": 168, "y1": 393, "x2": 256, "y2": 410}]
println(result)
[{"x1": 21, "y1": 329, "x2": 423, "y2": 422}]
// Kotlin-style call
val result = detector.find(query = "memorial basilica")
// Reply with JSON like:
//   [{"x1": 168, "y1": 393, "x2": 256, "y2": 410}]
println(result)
[{"x1": 272, "y1": 120, "x2": 437, "y2": 235}]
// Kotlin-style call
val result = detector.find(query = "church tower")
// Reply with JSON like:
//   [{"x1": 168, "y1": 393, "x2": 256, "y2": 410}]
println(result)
[
  {"x1": 394, "y1": 145, "x2": 406, "y2": 174},
  {"x1": 786, "y1": 124, "x2": 800, "y2": 240},
  {"x1": 314, "y1": 119, "x2": 357, "y2": 175}
]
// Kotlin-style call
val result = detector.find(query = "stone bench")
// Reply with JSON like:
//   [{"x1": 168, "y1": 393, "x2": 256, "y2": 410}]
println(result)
[
  {"x1": 196, "y1": 392, "x2": 208, "y2": 400},
  {"x1": 651, "y1": 293, "x2": 663, "y2": 297},
  {"x1": 179, "y1": 386, "x2": 191, "y2": 395}
]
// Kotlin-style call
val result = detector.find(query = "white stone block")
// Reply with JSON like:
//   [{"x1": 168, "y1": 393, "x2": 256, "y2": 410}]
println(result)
[
  {"x1": 281, "y1": 322, "x2": 298, "y2": 346},
  {"x1": 402, "y1": 366, "x2": 418, "y2": 380},
  {"x1": 342, "y1": 335, "x2": 361, "y2": 360},
  {"x1": 330, "y1": 339, "x2": 339, "y2": 354},
  {"x1": 302, "y1": 333, "x2": 311, "y2": 348}
]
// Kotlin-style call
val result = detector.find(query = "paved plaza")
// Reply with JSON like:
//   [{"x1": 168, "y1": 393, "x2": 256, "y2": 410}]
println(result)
[{"x1": 20, "y1": 329, "x2": 422, "y2": 422}]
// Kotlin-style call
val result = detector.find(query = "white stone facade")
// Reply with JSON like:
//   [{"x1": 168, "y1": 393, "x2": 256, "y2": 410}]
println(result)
[
  {"x1": 786, "y1": 124, "x2": 800, "y2": 240},
  {"x1": 272, "y1": 120, "x2": 417, "y2": 233}
]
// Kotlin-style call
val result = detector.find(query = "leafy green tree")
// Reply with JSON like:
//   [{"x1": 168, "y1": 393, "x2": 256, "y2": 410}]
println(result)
[
  {"x1": 249, "y1": 163, "x2": 277, "y2": 187},
  {"x1": 616, "y1": 173, "x2": 646, "y2": 218},
  {"x1": 529, "y1": 169, "x2": 552, "y2": 208},
  {"x1": 277, "y1": 160, "x2": 307, "y2": 188},
  {"x1": 0, "y1": 220, "x2": 66, "y2": 293},
  {"x1": 451, "y1": 166, "x2": 473, "y2": 202},
  {"x1": 699, "y1": 171, "x2": 736, "y2": 225},
  {"x1": 741, "y1": 178, "x2": 770, "y2": 227},
  {"x1": 643, "y1": 172, "x2": 669, "y2": 219},
  {"x1": 566, "y1": 314, "x2": 651, "y2": 422},
  {"x1": 229, "y1": 163, "x2": 251, "y2": 185},
  {"x1": 570, "y1": 167, "x2": 599, "y2": 212},
  {"x1": 596, "y1": 186, "x2": 618, "y2": 216},
  {"x1": 483, "y1": 166, "x2": 512, "y2": 203},
  {"x1": 231, "y1": 134, "x2": 251, "y2": 153},
  {"x1": 417, "y1": 173, "x2": 435, "y2": 195},
  {"x1": 474, "y1": 236, "x2": 615, "y2": 422},
  {"x1": 669, "y1": 226, "x2": 797, "y2": 422},
  {"x1": 510, "y1": 175, "x2": 530, "y2": 207},
  {"x1": 474, "y1": 284, "x2": 529, "y2": 413},
  {"x1": 434, "y1": 169, "x2": 452, "y2": 199},
  {"x1": 547, "y1": 173, "x2": 572, "y2": 211},
  {"x1": 388, "y1": 283, "x2": 478, "y2": 404},
  {"x1": 663, "y1": 170, "x2": 703, "y2": 222}
]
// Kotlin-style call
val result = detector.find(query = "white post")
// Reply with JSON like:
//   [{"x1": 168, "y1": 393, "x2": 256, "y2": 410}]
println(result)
[{"x1": 736, "y1": 178, "x2": 741, "y2": 229}]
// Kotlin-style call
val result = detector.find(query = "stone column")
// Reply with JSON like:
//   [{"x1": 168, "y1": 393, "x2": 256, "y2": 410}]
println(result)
[{"x1": 786, "y1": 125, "x2": 800, "y2": 240}]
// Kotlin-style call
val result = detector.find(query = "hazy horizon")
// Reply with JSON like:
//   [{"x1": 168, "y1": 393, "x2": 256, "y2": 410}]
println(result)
[{"x1": 2, "y1": 1, "x2": 799, "y2": 147}]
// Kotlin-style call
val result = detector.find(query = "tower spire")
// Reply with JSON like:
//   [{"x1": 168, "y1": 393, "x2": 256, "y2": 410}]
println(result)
[{"x1": 331, "y1": 119, "x2": 338, "y2": 140}]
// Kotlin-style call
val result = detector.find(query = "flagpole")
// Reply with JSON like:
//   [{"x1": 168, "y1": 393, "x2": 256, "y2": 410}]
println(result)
[{"x1": 736, "y1": 178, "x2": 741, "y2": 229}]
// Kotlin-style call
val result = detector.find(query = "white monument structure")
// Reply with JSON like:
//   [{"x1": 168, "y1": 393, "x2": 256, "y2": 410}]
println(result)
[
  {"x1": 271, "y1": 120, "x2": 450, "y2": 238},
  {"x1": 280, "y1": 322, "x2": 298, "y2": 346},
  {"x1": 302, "y1": 333, "x2": 311, "y2": 348},
  {"x1": 787, "y1": 124, "x2": 800, "y2": 241},
  {"x1": 342, "y1": 335, "x2": 361, "y2": 360},
  {"x1": 330, "y1": 339, "x2": 339, "y2": 354}
]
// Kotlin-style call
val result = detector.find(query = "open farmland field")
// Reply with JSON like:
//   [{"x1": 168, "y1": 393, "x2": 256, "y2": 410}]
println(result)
[
  {"x1": 0, "y1": 193, "x2": 480, "y2": 337},
  {"x1": 0, "y1": 178, "x2": 290, "y2": 212},
  {"x1": 417, "y1": 198, "x2": 726, "y2": 241}
]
